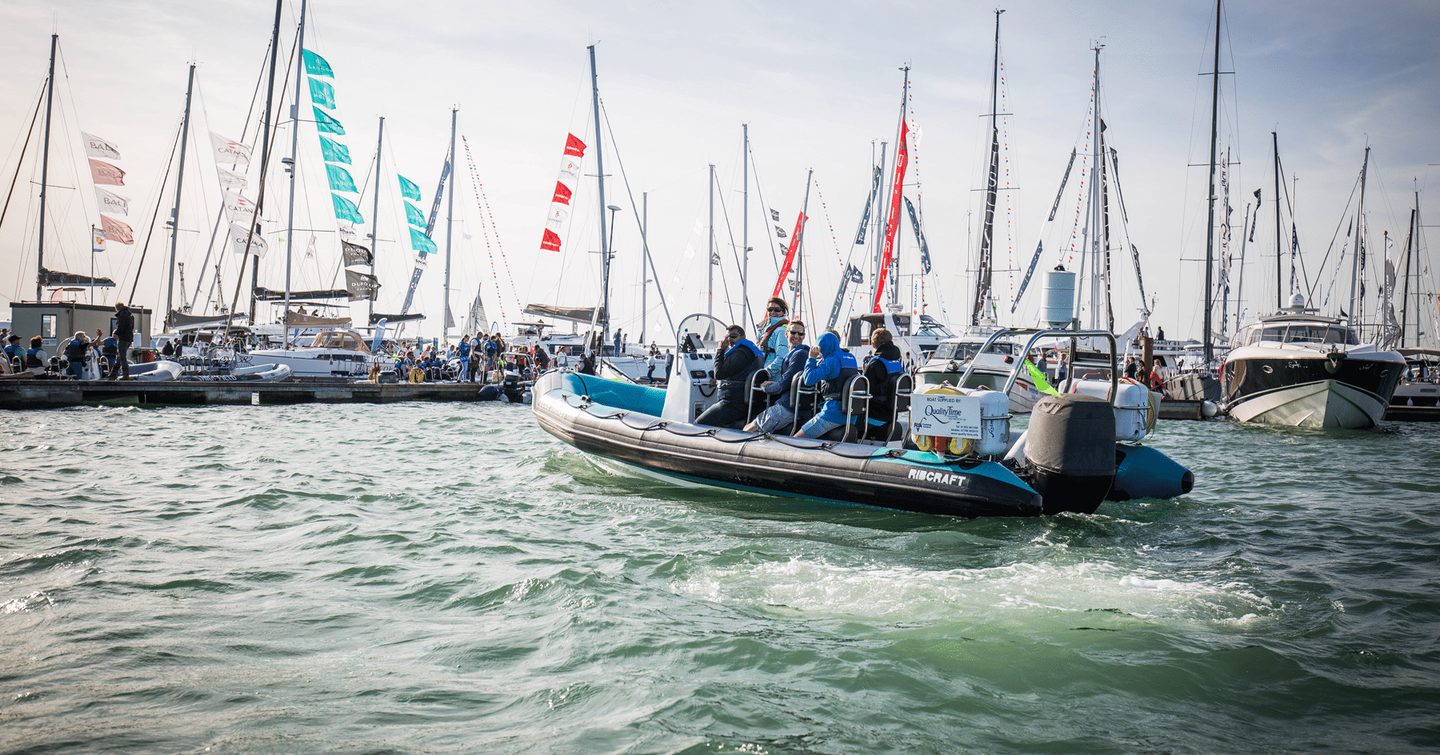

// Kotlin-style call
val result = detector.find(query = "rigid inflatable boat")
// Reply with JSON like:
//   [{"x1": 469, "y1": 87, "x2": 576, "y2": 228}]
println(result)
[{"x1": 531, "y1": 313, "x2": 1194, "y2": 518}]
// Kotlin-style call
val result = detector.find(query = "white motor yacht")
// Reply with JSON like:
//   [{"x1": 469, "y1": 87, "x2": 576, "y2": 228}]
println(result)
[
  {"x1": 1222, "y1": 297, "x2": 1404, "y2": 429},
  {"x1": 245, "y1": 329, "x2": 376, "y2": 379}
]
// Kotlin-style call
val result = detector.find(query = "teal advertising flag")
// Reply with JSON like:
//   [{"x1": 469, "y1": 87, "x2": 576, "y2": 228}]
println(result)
[
  {"x1": 409, "y1": 227, "x2": 437, "y2": 254},
  {"x1": 318, "y1": 136, "x2": 351, "y2": 165},
  {"x1": 308, "y1": 77, "x2": 336, "y2": 110},
  {"x1": 398, "y1": 174, "x2": 422, "y2": 201},
  {"x1": 332, "y1": 193, "x2": 365, "y2": 223},
  {"x1": 301, "y1": 49, "x2": 333, "y2": 77},
  {"x1": 313, "y1": 107, "x2": 345, "y2": 135},
  {"x1": 326, "y1": 164, "x2": 358, "y2": 193}
]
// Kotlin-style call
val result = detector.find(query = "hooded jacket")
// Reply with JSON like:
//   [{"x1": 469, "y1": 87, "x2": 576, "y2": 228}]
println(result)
[{"x1": 803, "y1": 333, "x2": 859, "y2": 423}]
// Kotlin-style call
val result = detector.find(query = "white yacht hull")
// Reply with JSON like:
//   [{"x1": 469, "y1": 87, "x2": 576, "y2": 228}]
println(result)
[
  {"x1": 242, "y1": 349, "x2": 372, "y2": 379},
  {"x1": 1226, "y1": 378, "x2": 1388, "y2": 429}
]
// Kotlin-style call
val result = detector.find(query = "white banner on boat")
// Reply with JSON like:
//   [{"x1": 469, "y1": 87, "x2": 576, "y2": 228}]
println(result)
[
  {"x1": 910, "y1": 393, "x2": 982, "y2": 438},
  {"x1": 211, "y1": 132, "x2": 252, "y2": 168},
  {"x1": 227, "y1": 222, "x2": 268, "y2": 258}
]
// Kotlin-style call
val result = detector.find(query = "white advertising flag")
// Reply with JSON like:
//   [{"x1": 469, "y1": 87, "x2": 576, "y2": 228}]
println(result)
[
  {"x1": 95, "y1": 187, "x2": 130, "y2": 216},
  {"x1": 211, "y1": 132, "x2": 252, "y2": 168},
  {"x1": 228, "y1": 222, "x2": 268, "y2": 258},
  {"x1": 82, "y1": 131, "x2": 121, "y2": 160}
]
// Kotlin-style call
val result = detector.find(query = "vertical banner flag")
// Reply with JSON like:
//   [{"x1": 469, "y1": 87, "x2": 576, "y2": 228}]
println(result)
[
  {"x1": 92, "y1": 225, "x2": 106, "y2": 253},
  {"x1": 872, "y1": 118, "x2": 909, "y2": 312},
  {"x1": 854, "y1": 165, "x2": 882, "y2": 245},
  {"x1": 771, "y1": 212, "x2": 807, "y2": 297},
  {"x1": 540, "y1": 133, "x2": 586, "y2": 252},
  {"x1": 903, "y1": 196, "x2": 931, "y2": 274}
]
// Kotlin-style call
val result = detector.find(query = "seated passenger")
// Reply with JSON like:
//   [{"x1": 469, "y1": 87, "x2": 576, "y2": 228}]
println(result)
[
  {"x1": 695, "y1": 325, "x2": 763, "y2": 428},
  {"x1": 858, "y1": 327, "x2": 903, "y2": 439},
  {"x1": 745, "y1": 320, "x2": 809, "y2": 433},
  {"x1": 25, "y1": 336, "x2": 48, "y2": 374},
  {"x1": 795, "y1": 331, "x2": 859, "y2": 438},
  {"x1": 62, "y1": 331, "x2": 91, "y2": 379}
]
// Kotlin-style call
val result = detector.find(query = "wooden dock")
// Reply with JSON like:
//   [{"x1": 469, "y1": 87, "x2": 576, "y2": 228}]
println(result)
[{"x1": 0, "y1": 378, "x2": 514, "y2": 410}]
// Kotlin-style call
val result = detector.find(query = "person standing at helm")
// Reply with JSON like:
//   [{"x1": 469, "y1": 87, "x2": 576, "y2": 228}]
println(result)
[
  {"x1": 112, "y1": 301, "x2": 135, "y2": 380},
  {"x1": 756, "y1": 297, "x2": 791, "y2": 376}
]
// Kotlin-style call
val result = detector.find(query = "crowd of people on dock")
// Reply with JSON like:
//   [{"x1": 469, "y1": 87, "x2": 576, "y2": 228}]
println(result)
[{"x1": 388, "y1": 331, "x2": 551, "y2": 384}]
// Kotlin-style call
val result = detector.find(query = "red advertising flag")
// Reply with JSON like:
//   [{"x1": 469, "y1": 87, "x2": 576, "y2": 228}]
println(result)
[
  {"x1": 552, "y1": 181, "x2": 573, "y2": 205},
  {"x1": 88, "y1": 158, "x2": 126, "y2": 187},
  {"x1": 540, "y1": 228, "x2": 562, "y2": 252},
  {"x1": 872, "y1": 118, "x2": 908, "y2": 312},
  {"x1": 100, "y1": 214, "x2": 134, "y2": 245},
  {"x1": 771, "y1": 212, "x2": 807, "y2": 298},
  {"x1": 563, "y1": 133, "x2": 587, "y2": 158}
]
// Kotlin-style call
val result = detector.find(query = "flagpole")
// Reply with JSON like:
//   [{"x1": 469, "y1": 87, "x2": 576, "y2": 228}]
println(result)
[
  {"x1": 708, "y1": 163, "x2": 715, "y2": 334},
  {"x1": 165, "y1": 63, "x2": 197, "y2": 330},
  {"x1": 742, "y1": 123, "x2": 750, "y2": 322},
  {"x1": 36, "y1": 33, "x2": 57, "y2": 302},
  {"x1": 640, "y1": 190, "x2": 648, "y2": 346},
  {"x1": 443, "y1": 106, "x2": 457, "y2": 345},
  {"x1": 368, "y1": 116, "x2": 384, "y2": 325},
  {"x1": 588, "y1": 44, "x2": 611, "y2": 345}
]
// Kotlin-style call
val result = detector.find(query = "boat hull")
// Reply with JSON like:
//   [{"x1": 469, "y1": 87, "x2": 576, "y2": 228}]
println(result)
[
  {"x1": 1223, "y1": 349, "x2": 1403, "y2": 429},
  {"x1": 532, "y1": 372, "x2": 1043, "y2": 518}
]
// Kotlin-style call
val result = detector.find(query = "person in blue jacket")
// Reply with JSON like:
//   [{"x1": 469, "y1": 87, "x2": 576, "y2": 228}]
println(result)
[
  {"x1": 745, "y1": 320, "x2": 809, "y2": 433},
  {"x1": 4, "y1": 334, "x2": 22, "y2": 367},
  {"x1": 695, "y1": 325, "x2": 763, "y2": 428},
  {"x1": 796, "y1": 330, "x2": 859, "y2": 438},
  {"x1": 62, "y1": 331, "x2": 91, "y2": 379}
]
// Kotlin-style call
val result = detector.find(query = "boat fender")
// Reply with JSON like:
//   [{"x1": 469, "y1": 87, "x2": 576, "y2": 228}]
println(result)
[
  {"x1": 913, "y1": 384, "x2": 967, "y2": 456},
  {"x1": 1325, "y1": 351, "x2": 1345, "y2": 375},
  {"x1": 1024, "y1": 394, "x2": 1116, "y2": 515},
  {"x1": 1109, "y1": 444, "x2": 1194, "y2": 501}
]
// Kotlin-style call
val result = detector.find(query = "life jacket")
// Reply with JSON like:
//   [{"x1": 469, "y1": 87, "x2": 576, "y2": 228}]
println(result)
[
  {"x1": 25, "y1": 347, "x2": 44, "y2": 368},
  {"x1": 758, "y1": 317, "x2": 789, "y2": 354},
  {"x1": 717, "y1": 338, "x2": 764, "y2": 402},
  {"x1": 64, "y1": 339, "x2": 89, "y2": 362},
  {"x1": 821, "y1": 350, "x2": 860, "y2": 402},
  {"x1": 101, "y1": 337, "x2": 118, "y2": 356}
]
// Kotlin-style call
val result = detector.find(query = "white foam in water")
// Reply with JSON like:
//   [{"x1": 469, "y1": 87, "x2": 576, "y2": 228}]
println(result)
[{"x1": 675, "y1": 558, "x2": 1273, "y2": 628}]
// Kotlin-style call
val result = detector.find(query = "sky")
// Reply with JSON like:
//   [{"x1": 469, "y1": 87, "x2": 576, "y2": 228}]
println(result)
[{"x1": 2, "y1": 0, "x2": 1437, "y2": 344}]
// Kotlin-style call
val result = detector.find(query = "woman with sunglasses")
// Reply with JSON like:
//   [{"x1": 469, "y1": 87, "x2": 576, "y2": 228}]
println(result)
[
  {"x1": 756, "y1": 297, "x2": 791, "y2": 376},
  {"x1": 744, "y1": 321, "x2": 810, "y2": 433}
]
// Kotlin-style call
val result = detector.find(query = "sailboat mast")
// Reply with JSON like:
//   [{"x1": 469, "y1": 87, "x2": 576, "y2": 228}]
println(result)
[
  {"x1": 742, "y1": 123, "x2": 750, "y2": 320},
  {"x1": 165, "y1": 63, "x2": 198, "y2": 328},
  {"x1": 368, "y1": 116, "x2": 384, "y2": 324},
  {"x1": 1400, "y1": 189, "x2": 1417, "y2": 348},
  {"x1": 587, "y1": 44, "x2": 611, "y2": 342},
  {"x1": 1088, "y1": 44, "x2": 1103, "y2": 330},
  {"x1": 797, "y1": 167, "x2": 813, "y2": 322},
  {"x1": 973, "y1": 9, "x2": 1004, "y2": 326},
  {"x1": 641, "y1": 190, "x2": 648, "y2": 345},
  {"x1": 1348, "y1": 146, "x2": 1370, "y2": 330},
  {"x1": 708, "y1": 163, "x2": 715, "y2": 328},
  {"x1": 889, "y1": 66, "x2": 910, "y2": 311},
  {"x1": 281, "y1": 0, "x2": 307, "y2": 348},
  {"x1": 35, "y1": 33, "x2": 58, "y2": 302},
  {"x1": 442, "y1": 107, "x2": 457, "y2": 344},
  {"x1": 1273, "y1": 131, "x2": 1282, "y2": 309},
  {"x1": 1234, "y1": 200, "x2": 1252, "y2": 337},
  {"x1": 1201, "y1": 0, "x2": 1221, "y2": 363}
]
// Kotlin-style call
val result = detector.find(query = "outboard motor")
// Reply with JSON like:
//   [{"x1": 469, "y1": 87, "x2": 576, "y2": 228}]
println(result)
[
  {"x1": 501, "y1": 372, "x2": 525, "y2": 403},
  {"x1": 1024, "y1": 394, "x2": 1116, "y2": 514}
]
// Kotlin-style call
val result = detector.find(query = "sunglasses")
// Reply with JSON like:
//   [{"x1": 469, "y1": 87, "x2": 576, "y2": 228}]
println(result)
[
  {"x1": 788, "y1": 331, "x2": 805, "y2": 337},
  {"x1": 766, "y1": 307, "x2": 785, "y2": 313}
]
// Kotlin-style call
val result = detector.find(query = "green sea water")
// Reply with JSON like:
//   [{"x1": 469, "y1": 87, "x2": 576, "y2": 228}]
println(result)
[{"x1": 2, "y1": 404, "x2": 1438, "y2": 752}]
